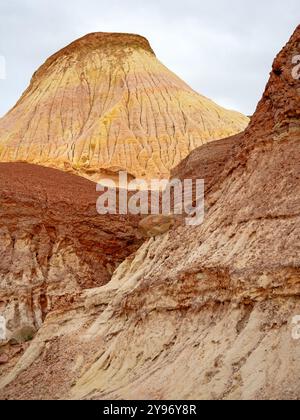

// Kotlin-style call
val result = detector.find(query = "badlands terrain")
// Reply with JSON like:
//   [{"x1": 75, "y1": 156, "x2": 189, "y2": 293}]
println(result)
[
  {"x1": 0, "y1": 26, "x2": 299, "y2": 399},
  {"x1": 0, "y1": 32, "x2": 248, "y2": 181}
]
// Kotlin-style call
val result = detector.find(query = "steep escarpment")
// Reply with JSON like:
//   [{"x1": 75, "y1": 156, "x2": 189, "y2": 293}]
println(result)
[
  {"x1": 0, "y1": 32, "x2": 248, "y2": 181},
  {"x1": 0, "y1": 27, "x2": 299, "y2": 400},
  {"x1": 0, "y1": 163, "x2": 142, "y2": 348}
]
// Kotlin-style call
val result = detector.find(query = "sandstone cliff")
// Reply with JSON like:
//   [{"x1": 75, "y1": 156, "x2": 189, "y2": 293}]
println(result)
[
  {"x1": 0, "y1": 32, "x2": 248, "y2": 181},
  {"x1": 0, "y1": 27, "x2": 299, "y2": 400}
]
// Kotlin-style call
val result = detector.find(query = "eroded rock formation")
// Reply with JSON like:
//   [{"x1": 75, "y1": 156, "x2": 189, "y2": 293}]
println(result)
[
  {"x1": 0, "y1": 32, "x2": 248, "y2": 181},
  {"x1": 0, "y1": 27, "x2": 299, "y2": 400},
  {"x1": 0, "y1": 163, "x2": 142, "y2": 345}
]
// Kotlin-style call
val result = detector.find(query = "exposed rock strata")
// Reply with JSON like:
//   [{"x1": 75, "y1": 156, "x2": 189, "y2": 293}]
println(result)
[
  {"x1": 0, "y1": 163, "x2": 142, "y2": 339},
  {"x1": 0, "y1": 27, "x2": 299, "y2": 400}
]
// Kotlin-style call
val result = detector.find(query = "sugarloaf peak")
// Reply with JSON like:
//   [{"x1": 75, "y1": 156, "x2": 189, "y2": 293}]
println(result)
[{"x1": 0, "y1": 32, "x2": 248, "y2": 181}]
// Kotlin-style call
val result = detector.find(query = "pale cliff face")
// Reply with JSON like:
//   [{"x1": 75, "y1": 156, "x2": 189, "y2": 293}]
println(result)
[{"x1": 0, "y1": 32, "x2": 248, "y2": 181}]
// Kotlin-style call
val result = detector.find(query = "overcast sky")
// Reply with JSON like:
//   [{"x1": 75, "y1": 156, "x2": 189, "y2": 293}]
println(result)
[{"x1": 0, "y1": 0, "x2": 299, "y2": 117}]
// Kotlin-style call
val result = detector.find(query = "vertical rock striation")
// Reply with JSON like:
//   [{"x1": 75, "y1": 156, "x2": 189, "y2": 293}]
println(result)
[{"x1": 0, "y1": 33, "x2": 248, "y2": 181}]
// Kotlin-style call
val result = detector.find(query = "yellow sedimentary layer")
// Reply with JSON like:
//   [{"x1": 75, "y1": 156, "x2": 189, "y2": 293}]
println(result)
[{"x1": 0, "y1": 33, "x2": 249, "y2": 180}]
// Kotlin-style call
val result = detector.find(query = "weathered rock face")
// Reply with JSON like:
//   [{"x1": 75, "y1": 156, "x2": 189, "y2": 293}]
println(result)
[
  {"x1": 0, "y1": 32, "x2": 248, "y2": 181},
  {"x1": 0, "y1": 163, "x2": 142, "y2": 340},
  {"x1": 0, "y1": 27, "x2": 299, "y2": 400}
]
